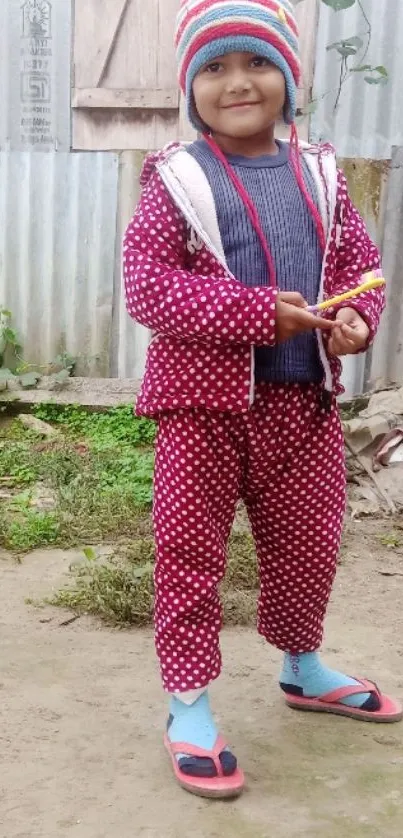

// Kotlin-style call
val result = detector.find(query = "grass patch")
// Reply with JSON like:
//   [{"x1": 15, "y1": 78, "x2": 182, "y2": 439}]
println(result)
[
  {"x1": 48, "y1": 530, "x2": 258, "y2": 627},
  {"x1": 5, "y1": 510, "x2": 60, "y2": 552},
  {"x1": 378, "y1": 531, "x2": 402, "y2": 549},
  {"x1": 32, "y1": 404, "x2": 156, "y2": 447},
  {"x1": 339, "y1": 395, "x2": 370, "y2": 422},
  {"x1": 0, "y1": 441, "x2": 40, "y2": 484},
  {"x1": 0, "y1": 405, "x2": 155, "y2": 552},
  {"x1": 50, "y1": 545, "x2": 155, "y2": 626},
  {"x1": 0, "y1": 486, "x2": 61, "y2": 551}
]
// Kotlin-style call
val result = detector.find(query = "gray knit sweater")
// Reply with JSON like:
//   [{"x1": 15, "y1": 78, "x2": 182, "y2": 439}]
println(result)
[{"x1": 187, "y1": 139, "x2": 323, "y2": 384}]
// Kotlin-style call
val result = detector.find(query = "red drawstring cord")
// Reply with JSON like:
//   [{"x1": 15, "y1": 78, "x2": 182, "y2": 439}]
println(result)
[
  {"x1": 289, "y1": 123, "x2": 326, "y2": 252},
  {"x1": 202, "y1": 132, "x2": 278, "y2": 288}
]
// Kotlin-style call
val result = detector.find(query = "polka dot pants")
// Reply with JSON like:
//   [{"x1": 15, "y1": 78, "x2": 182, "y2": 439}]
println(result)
[{"x1": 153, "y1": 383, "x2": 346, "y2": 694}]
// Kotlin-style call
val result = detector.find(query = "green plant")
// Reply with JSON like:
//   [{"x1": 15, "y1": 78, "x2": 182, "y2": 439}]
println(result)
[
  {"x1": 97, "y1": 449, "x2": 154, "y2": 501},
  {"x1": 0, "y1": 442, "x2": 40, "y2": 485},
  {"x1": 31, "y1": 405, "x2": 156, "y2": 506},
  {"x1": 0, "y1": 408, "x2": 156, "y2": 552},
  {"x1": 0, "y1": 307, "x2": 77, "y2": 391},
  {"x1": 3, "y1": 507, "x2": 60, "y2": 552},
  {"x1": 0, "y1": 307, "x2": 21, "y2": 355},
  {"x1": 16, "y1": 352, "x2": 77, "y2": 387},
  {"x1": 0, "y1": 307, "x2": 22, "y2": 378},
  {"x1": 32, "y1": 404, "x2": 156, "y2": 447},
  {"x1": 326, "y1": 0, "x2": 387, "y2": 111},
  {"x1": 295, "y1": 0, "x2": 388, "y2": 116},
  {"x1": 50, "y1": 550, "x2": 155, "y2": 625},
  {"x1": 379, "y1": 532, "x2": 401, "y2": 549}
]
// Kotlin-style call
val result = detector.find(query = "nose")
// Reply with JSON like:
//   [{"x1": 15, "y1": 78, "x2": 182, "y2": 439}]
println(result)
[{"x1": 225, "y1": 70, "x2": 252, "y2": 95}]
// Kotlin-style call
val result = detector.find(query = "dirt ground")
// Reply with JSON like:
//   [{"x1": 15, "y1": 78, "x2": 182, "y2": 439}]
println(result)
[{"x1": 1, "y1": 519, "x2": 403, "y2": 838}]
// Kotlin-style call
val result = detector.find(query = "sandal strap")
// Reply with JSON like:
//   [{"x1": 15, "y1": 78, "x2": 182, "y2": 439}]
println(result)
[
  {"x1": 318, "y1": 678, "x2": 379, "y2": 705},
  {"x1": 168, "y1": 735, "x2": 228, "y2": 778}
]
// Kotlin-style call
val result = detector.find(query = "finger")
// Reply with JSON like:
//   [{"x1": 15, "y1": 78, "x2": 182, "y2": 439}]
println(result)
[
  {"x1": 330, "y1": 326, "x2": 347, "y2": 354},
  {"x1": 341, "y1": 338, "x2": 359, "y2": 353},
  {"x1": 328, "y1": 339, "x2": 342, "y2": 357},
  {"x1": 335, "y1": 332, "x2": 363, "y2": 354},
  {"x1": 330, "y1": 341, "x2": 355, "y2": 356},
  {"x1": 279, "y1": 292, "x2": 308, "y2": 308},
  {"x1": 329, "y1": 331, "x2": 357, "y2": 356},
  {"x1": 295, "y1": 309, "x2": 339, "y2": 333},
  {"x1": 327, "y1": 325, "x2": 349, "y2": 356},
  {"x1": 340, "y1": 323, "x2": 367, "y2": 347},
  {"x1": 328, "y1": 337, "x2": 336, "y2": 356},
  {"x1": 333, "y1": 307, "x2": 356, "y2": 325},
  {"x1": 332, "y1": 325, "x2": 344, "y2": 341}
]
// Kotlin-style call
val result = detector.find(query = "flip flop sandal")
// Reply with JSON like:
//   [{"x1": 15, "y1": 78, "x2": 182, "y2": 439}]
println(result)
[
  {"x1": 283, "y1": 678, "x2": 402, "y2": 723},
  {"x1": 164, "y1": 734, "x2": 245, "y2": 799}
]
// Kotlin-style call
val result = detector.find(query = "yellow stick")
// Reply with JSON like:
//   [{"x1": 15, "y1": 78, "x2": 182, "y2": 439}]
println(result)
[{"x1": 309, "y1": 276, "x2": 385, "y2": 313}]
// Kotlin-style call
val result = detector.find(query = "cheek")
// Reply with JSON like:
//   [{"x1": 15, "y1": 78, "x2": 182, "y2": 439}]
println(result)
[
  {"x1": 267, "y1": 74, "x2": 286, "y2": 107},
  {"x1": 192, "y1": 79, "x2": 215, "y2": 119}
]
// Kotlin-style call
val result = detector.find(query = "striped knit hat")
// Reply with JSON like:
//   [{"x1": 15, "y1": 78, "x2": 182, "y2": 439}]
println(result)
[{"x1": 175, "y1": 0, "x2": 301, "y2": 132}]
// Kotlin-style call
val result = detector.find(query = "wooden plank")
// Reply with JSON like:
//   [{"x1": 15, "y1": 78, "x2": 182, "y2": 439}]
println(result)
[
  {"x1": 157, "y1": 0, "x2": 180, "y2": 88},
  {"x1": 295, "y1": 0, "x2": 319, "y2": 110},
  {"x1": 97, "y1": 0, "x2": 131, "y2": 87},
  {"x1": 72, "y1": 88, "x2": 179, "y2": 109},
  {"x1": 73, "y1": 0, "x2": 182, "y2": 149},
  {"x1": 72, "y1": 110, "x2": 180, "y2": 151},
  {"x1": 74, "y1": 0, "x2": 132, "y2": 88},
  {"x1": 178, "y1": 95, "x2": 198, "y2": 142},
  {"x1": 99, "y1": 0, "x2": 160, "y2": 90}
]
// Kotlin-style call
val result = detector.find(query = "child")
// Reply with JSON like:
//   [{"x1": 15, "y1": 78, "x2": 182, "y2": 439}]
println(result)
[{"x1": 124, "y1": 0, "x2": 401, "y2": 799}]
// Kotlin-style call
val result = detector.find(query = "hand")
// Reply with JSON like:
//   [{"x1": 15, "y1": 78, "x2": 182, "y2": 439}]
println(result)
[
  {"x1": 327, "y1": 307, "x2": 370, "y2": 356},
  {"x1": 275, "y1": 292, "x2": 341, "y2": 344}
]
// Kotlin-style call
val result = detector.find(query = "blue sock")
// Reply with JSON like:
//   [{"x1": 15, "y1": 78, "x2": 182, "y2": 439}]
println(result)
[
  {"x1": 167, "y1": 692, "x2": 237, "y2": 778},
  {"x1": 280, "y1": 652, "x2": 380, "y2": 711}
]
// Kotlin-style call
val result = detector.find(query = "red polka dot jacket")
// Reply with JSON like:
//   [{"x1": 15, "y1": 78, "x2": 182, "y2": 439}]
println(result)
[{"x1": 123, "y1": 142, "x2": 384, "y2": 418}]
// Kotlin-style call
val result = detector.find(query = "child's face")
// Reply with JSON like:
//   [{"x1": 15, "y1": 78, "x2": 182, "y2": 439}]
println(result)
[{"x1": 192, "y1": 51, "x2": 286, "y2": 139}]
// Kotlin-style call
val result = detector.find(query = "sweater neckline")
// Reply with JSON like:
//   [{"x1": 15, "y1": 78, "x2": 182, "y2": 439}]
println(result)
[{"x1": 202, "y1": 139, "x2": 289, "y2": 169}]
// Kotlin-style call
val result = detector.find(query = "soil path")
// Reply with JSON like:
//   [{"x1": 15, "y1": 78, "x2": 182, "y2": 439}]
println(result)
[{"x1": 1, "y1": 520, "x2": 403, "y2": 838}]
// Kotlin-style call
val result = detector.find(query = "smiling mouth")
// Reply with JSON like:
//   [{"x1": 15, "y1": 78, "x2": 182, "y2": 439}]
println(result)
[{"x1": 223, "y1": 102, "x2": 260, "y2": 109}]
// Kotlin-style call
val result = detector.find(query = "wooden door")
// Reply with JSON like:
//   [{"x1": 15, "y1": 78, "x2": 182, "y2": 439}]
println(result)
[{"x1": 72, "y1": 0, "x2": 195, "y2": 150}]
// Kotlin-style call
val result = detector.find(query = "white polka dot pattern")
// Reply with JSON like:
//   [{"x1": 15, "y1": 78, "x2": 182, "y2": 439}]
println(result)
[
  {"x1": 123, "y1": 167, "x2": 277, "y2": 416},
  {"x1": 123, "y1": 150, "x2": 384, "y2": 416},
  {"x1": 153, "y1": 382, "x2": 346, "y2": 693}
]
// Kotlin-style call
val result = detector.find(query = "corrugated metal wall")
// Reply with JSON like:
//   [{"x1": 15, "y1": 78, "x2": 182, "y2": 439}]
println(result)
[
  {"x1": 309, "y1": 0, "x2": 403, "y2": 396},
  {"x1": 0, "y1": 152, "x2": 119, "y2": 376},
  {"x1": 113, "y1": 151, "x2": 150, "y2": 380},
  {"x1": 0, "y1": 0, "x2": 150, "y2": 380},
  {"x1": 311, "y1": 0, "x2": 403, "y2": 159}
]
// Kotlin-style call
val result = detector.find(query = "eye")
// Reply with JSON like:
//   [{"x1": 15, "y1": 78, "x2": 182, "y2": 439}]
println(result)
[
  {"x1": 204, "y1": 61, "x2": 222, "y2": 73},
  {"x1": 250, "y1": 56, "x2": 271, "y2": 68}
]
